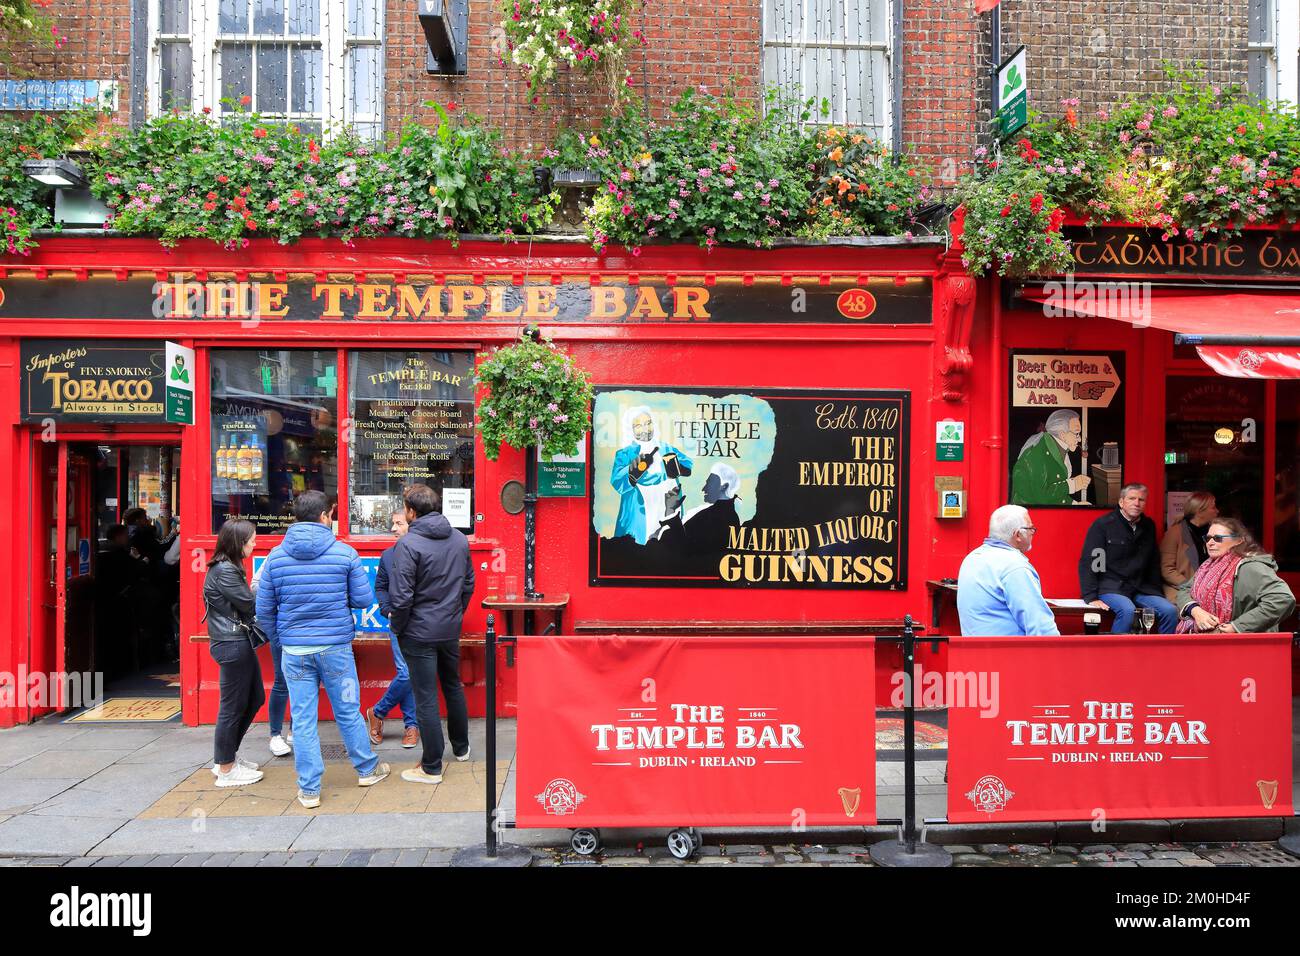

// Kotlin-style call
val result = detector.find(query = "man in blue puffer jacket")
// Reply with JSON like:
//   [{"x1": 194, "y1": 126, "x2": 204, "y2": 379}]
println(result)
[{"x1": 256, "y1": 490, "x2": 389, "y2": 807}]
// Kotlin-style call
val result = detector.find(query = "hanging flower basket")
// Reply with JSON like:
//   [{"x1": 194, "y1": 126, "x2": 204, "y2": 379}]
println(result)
[{"x1": 475, "y1": 328, "x2": 594, "y2": 461}]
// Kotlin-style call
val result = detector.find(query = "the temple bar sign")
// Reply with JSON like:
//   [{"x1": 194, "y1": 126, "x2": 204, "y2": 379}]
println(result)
[
  {"x1": 1066, "y1": 227, "x2": 1300, "y2": 278},
  {"x1": 0, "y1": 275, "x2": 933, "y2": 325}
]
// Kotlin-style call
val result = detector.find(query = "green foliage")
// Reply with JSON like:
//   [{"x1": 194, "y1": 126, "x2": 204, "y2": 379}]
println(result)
[
  {"x1": 500, "y1": 0, "x2": 647, "y2": 105},
  {"x1": 800, "y1": 125, "x2": 933, "y2": 238},
  {"x1": 585, "y1": 86, "x2": 815, "y2": 251},
  {"x1": 952, "y1": 163, "x2": 1073, "y2": 277},
  {"x1": 475, "y1": 330, "x2": 594, "y2": 461}
]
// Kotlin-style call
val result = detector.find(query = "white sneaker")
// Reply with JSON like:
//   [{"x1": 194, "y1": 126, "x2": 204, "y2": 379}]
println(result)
[
  {"x1": 297, "y1": 790, "x2": 320, "y2": 809},
  {"x1": 269, "y1": 735, "x2": 292, "y2": 757},
  {"x1": 454, "y1": 745, "x2": 471, "y2": 762},
  {"x1": 211, "y1": 756, "x2": 260, "y2": 776},
  {"x1": 358, "y1": 762, "x2": 391, "y2": 787},
  {"x1": 214, "y1": 764, "x2": 264, "y2": 788}
]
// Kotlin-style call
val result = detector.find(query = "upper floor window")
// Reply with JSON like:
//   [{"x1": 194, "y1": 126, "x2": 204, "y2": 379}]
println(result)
[
  {"x1": 762, "y1": 0, "x2": 891, "y2": 142},
  {"x1": 149, "y1": 0, "x2": 384, "y2": 139},
  {"x1": 1248, "y1": 0, "x2": 1300, "y2": 108}
]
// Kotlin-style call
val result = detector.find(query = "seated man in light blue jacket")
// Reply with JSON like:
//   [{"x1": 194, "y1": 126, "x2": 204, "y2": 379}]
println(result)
[
  {"x1": 957, "y1": 505, "x2": 1061, "y2": 637},
  {"x1": 256, "y1": 490, "x2": 389, "y2": 808}
]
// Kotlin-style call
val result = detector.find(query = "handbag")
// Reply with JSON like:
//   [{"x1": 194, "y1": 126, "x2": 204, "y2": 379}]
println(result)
[{"x1": 236, "y1": 617, "x2": 270, "y2": 650}]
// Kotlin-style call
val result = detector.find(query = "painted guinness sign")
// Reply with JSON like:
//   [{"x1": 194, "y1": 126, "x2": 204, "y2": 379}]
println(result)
[{"x1": 21, "y1": 340, "x2": 167, "y2": 422}]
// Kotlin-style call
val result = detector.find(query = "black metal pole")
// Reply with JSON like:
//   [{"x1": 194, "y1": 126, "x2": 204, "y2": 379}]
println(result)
[
  {"x1": 524, "y1": 448, "x2": 540, "y2": 617},
  {"x1": 486, "y1": 613, "x2": 497, "y2": 858},
  {"x1": 902, "y1": 613, "x2": 917, "y2": 854}
]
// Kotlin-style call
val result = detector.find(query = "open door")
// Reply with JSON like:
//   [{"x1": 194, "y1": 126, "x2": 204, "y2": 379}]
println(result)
[{"x1": 54, "y1": 443, "x2": 97, "y2": 711}]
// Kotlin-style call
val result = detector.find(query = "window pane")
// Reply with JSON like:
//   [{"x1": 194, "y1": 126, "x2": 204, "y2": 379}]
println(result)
[
  {"x1": 291, "y1": 46, "x2": 322, "y2": 113},
  {"x1": 288, "y1": 0, "x2": 318, "y2": 36},
  {"x1": 219, "y1": 0, "x2": 249, "y2": 34},
  {"x1": 257, "y1": 44, "x2": 289, "y2": 113},
  {"x1": 348, "y1": 44, "x2": 380, "y2": 117},
  {"x1": 1164, "y1": 376, "x2": 1265, "y2": 541},
  {"x1": 1276, "y1": 381, "x2": 1300, "y2": 572},
  {"x1": 220, "y1": 44, "x2": 253, "y2": 102},
  {"x1": 159, "y1": 42, "x2": 193, "y2": 110},
  {"x1": 347, "y1": 0, "x2": 380, "y2": 36},
  {"x1": 210, "y1": 350, "x2": 339, "y2": 535},
  {"x1": 159, "y1": 0, "x2": 189, "y2": 34},
  {"x1": 347, "y1": 350, "x2": 476, "y2": 535},
  {"x1": 254, "y1": 0, "x2": 285, "y2": 34}
]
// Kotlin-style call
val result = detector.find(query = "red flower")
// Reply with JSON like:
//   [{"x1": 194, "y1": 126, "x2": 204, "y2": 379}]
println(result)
[
  {"x1": 253, "y1": 127, "x2": 268, "y2": 138},
  {"x1": 446, "y1": 101, "x2": 458, "y2": 111},
  {"x1": 1236, "y1": 124, "x2": 1247, "y2": 134},
  {"x1": 266, "y1": 200, "x2": 280, "y2": 212},
  {"x1": 1000, "y1": 205, "x2": 1011, "y2": 217},
  {"x1": 1048, "y1": 208, "x2": 1066, "y2": 232},
  {"x1": 202, "y1": 106, "x2": 212, "y2": 115},
  {"x1": 202, "y1": 201, "x2": 216, "y2": 211},
  {"x1": 240, "y1": 95, "x2": 252, "y2": 107},
  {"x1": 244, "y1": 219, "x2": 257, "y2": 230},
  {"x1": 1064, "y1": 107, "x2": 1078, "y2": 128},
  {"x1": 217, "y1": 174, "x2": 229, "y2": 184},
  {"x1": 1030, "y1": 193, "x2": 1044, "y2": 214},
  {"x1": 206, "y1": 191, "x2": 218, "y2": 200},
  {"x1": 292, "y1": 190, "x2": 305, "y2": 200}
]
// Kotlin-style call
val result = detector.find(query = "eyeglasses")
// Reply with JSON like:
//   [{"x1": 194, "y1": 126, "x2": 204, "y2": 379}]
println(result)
[
  {"x1": 1019, "y1": 526, "x2": 1037, "y2": 534},
  {"x1": 1207, "y1": 534, "x2": 1240, "y2": 542}
]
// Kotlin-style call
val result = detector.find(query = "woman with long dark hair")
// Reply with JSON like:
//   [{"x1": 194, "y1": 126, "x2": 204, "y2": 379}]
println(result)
[
  {"x1": 1176, "y1": 517, "x2": 1296, "y2": 634},
  {"x1": 204, "y1": 519, "x2": 266, "y2": 786}
]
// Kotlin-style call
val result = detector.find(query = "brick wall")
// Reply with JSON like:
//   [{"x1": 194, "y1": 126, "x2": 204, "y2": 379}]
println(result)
[
  {"x1": 0, "y1": 1, "x2": 134, "y2": 126},
  {"x1": 0, "y1": 1, "x2": 1258, "y2": 177},
  {"x1": 997, "y1": 0, "x2": 1249, "y2": 122}
]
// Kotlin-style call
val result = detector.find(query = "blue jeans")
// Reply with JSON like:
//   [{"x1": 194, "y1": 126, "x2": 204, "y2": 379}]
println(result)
[
  {"x1": 281, "y1": 644, "x2": 379, "y2": 795},
  {"x1": 372, "y1": 635, "x2": 417, "y2": 728},
  {"x1": 268, "y1": 640, "x2": 290, "y2": 737},
  {"x1": 1099, "y1": 593, "x2": 1178, "y2": 634}
]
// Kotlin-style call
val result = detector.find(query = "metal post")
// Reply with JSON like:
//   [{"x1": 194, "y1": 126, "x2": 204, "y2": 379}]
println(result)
[
  {"x1": 486, "y1": 613, "x2": 498, "y2": 858},
  {"x1": 450, "y1": 612, "x2": 532, "y2": 866},
  {"x1": 870, "y1": 615, "x2": 953, "y2": 867}
]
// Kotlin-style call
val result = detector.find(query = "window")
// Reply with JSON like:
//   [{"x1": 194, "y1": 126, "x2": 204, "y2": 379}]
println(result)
[
  {"x1": 1248, "y1": 0, "x2": 1300, "y2": 107},
  {"x1": 1276, "y1": 381, "x2": 1300, "y2": 571},
  {"x1": 149, "y1": 0, "x2": 384, "y2": 139},
  {"x1": 347, "y1": 350, "x2": 476, "y2": 535},
  {"x1": 210, "y1": 349, "x2": 340, "y2": 534},
  {"x1": 762, "y1": 0, "x2": 891, "y2": 140}
]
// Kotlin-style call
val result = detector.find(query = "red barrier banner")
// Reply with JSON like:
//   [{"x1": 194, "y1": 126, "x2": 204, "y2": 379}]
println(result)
[
  {"x1": 516, "y1": 635, "x2": 876, "y2": 828},
  {"x1": 947, "y1": 634, "x2": 1294, "y2": 822}
]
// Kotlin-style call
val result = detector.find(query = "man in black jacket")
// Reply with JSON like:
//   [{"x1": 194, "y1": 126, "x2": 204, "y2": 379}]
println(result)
[
  {"x1": 388, "y1": 484, "x2": 474, "y2": 784},
  {"x1": 1078, "y1": 483, "x2": 1178, "y2": 633}
]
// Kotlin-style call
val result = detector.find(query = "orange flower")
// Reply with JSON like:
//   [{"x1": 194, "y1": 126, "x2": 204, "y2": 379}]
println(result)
[
  {"x1": 829, "y1": 147, "x2": 844, "y2": 163},
  {"x1": 821, "y1": 197, "x2": 833, "y2": 206},
  {"x1": 837, "y1": 180, "x2": 851, "y2": 195}
]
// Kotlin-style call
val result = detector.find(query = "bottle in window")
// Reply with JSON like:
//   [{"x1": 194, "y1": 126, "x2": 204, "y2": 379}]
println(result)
[{"x1": 237, "y1": 438, "x2": 253, "y2": 482}]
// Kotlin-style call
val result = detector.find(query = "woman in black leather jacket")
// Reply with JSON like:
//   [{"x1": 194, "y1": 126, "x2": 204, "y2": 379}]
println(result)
[{"x1": 204, "y1": 519, "x2": 265, "y2": 787}]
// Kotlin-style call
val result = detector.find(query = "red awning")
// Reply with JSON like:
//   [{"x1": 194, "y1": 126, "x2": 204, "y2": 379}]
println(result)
[{"x1": 1018, "y1": 285, "x2": 1300, "y2": 378}]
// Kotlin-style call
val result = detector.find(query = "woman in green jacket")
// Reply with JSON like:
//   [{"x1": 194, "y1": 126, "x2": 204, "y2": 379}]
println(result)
[{"x1": 1176, "y1": 518, "x2": 1296, "y2": 633}]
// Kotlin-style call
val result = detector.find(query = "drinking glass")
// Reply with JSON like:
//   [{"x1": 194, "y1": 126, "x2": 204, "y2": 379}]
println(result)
[{"x1": 1140, "y1": 607, "x2": 1155, "y2": 634}]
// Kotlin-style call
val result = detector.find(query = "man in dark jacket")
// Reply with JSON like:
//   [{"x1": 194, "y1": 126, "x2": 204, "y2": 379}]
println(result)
[
  {"x1": 1078, "y1": 483, "x2": 1178, "y2": 633},
  {"x1": 388, "y1": 484, "x2": 474, "y2": 784}
]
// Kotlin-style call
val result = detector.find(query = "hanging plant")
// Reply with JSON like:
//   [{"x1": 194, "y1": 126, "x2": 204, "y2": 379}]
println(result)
[
  {"x1": 1, "y1": 107, "x2": 103, "y2": 255},
  {"x1": 500, "y1": 0, "x2": 648, "y2": 106},
  {"x1": 475, "y1": 329, "x2": 594, "y2": 460}
]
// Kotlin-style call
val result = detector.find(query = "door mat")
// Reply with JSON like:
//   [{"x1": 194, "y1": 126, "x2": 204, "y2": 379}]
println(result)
[{"x1": 66, "y1": 697, "x2": 182, "y2": 722}]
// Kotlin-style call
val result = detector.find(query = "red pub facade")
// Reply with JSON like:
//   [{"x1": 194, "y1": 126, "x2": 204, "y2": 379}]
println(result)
[{"x1": 1, "y1": 223, "x2": 1297, "y2": 728}]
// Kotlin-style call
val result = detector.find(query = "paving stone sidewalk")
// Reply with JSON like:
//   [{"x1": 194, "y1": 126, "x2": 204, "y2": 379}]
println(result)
[{"x1": 2, "y1": 840, "x2": 1297, "y2": 867}]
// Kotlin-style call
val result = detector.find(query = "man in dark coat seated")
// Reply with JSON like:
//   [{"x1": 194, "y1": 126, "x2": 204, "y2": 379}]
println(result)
[{"x1": 655, "y1": 463, "x2": 742, "y2": 557}]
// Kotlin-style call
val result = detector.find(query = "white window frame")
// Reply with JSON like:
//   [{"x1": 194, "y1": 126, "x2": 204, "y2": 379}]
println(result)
[
  {"x1": 760, "y1": 0, "x2": 894, "y2": 143},
  {"x1": 1250, "y1": 0, "x2": 1300, "y2": 107},
  {"x1": 146, "y1": 0, "x2": 384, "y2": 137}
]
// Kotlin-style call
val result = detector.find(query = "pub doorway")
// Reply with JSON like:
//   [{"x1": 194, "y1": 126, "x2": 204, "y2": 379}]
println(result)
[{"x1": 33, "y1": 434, "x2": 183, "y2": 716}]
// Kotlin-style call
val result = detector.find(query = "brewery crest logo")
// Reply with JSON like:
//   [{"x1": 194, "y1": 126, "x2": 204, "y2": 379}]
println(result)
[
  {"x1": 1236, "y1": 349, "x2": 1265, "y2": 372},
  {"x1": 535, "y1": 778, "x2": 586, "y2": 816},
  {"x1": 965, "y1": 774, "x2": 1015, "y2": 815}
]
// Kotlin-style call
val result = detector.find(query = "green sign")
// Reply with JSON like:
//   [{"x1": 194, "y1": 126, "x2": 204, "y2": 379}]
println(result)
[
  {"x1": 936, "y1": 420, "x2": 964, "y2": 462},
  {"x1": 164, "y1": 341, "x2": 195, "y2": 424},
  {"x1": 538, "y1": 439, "x2": 587, "y2": 497},
  {"x1": 996, "y1": 46, "x2": 1028, "y2": 140}
]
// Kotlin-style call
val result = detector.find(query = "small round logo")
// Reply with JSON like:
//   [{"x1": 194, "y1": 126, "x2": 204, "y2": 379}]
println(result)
[
  {"x1": 1236, "y1": 348, "x2": 1264, "y2": 371},
  {"x1": 535, "y1": 778, "x2": 586, "y2": 816},
  {"x1": 836, "y1": 288, "x2": 877, "y2": 320},
  {"x1": 964, "y1": 774, "x2": 1015, "y2": 815}
]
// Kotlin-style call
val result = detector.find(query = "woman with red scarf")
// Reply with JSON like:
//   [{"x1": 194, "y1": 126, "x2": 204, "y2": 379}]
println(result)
[{"x1": 1175, "y1": 518, "x2": 1295, "y2": 634}]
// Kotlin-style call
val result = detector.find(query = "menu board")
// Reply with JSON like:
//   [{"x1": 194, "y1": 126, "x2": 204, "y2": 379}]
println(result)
[{"x1": 348, "y1": 351, "x2": 476, "y2": 534}]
